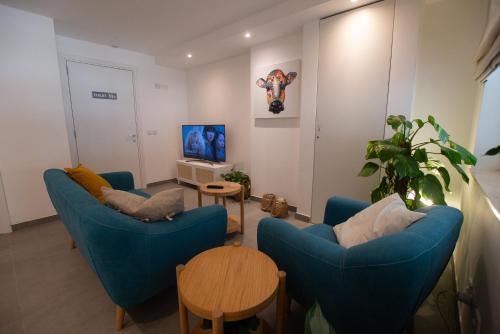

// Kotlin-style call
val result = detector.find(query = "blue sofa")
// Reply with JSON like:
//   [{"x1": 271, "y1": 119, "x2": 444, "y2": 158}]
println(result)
[
  {"x1": 44, "y1": 169, "x2": 227, "y2": 329},
  {"x1": 257, "y1": 196, "x2": 463, "y2": 334}
]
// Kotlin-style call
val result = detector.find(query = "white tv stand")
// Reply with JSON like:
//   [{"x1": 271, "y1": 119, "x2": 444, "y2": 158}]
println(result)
[{"x1": 176, "y1": 159, "x2": 233, "y2": 186}]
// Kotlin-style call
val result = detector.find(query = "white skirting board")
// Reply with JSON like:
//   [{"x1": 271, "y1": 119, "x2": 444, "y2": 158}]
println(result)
[{"x1": 0, "y1": 172, "x2": 12, "y2": 233}]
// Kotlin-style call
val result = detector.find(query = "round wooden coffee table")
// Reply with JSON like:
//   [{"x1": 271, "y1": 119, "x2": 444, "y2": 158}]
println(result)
[
  {"x1": 198, "y1": 181, "x2": 245, "y2": 234},
  {"x1": 176, "y1": 244, "x2": 286, "y2": 334}
]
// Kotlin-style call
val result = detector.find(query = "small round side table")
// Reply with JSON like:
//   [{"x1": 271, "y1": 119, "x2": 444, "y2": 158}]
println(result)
[
  {"x1": 198, "y1": 181, "x2": 245, "y2": 234},
  {"x1": 176, "y1": 244, "x2": 287, "y2": 334}
]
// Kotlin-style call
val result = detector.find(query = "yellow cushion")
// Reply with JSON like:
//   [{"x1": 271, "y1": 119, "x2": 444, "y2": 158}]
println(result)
[{"x1": 65, "y1": 164, "x2": 112, "y2": 203}]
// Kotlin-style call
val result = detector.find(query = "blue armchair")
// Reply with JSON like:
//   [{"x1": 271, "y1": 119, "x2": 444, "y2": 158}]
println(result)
[
  {"x1": 44, "y1": 169, "x2": 227, "y2": 330},
  {"x1": 257, "y1": 196, "x2": 463, "y2": 334}
]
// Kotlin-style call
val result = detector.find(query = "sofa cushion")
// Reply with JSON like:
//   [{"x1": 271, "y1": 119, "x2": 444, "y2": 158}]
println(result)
[
  {"x1": 64, "y1": 164, "x2": 112, "y2": 203},
  {"x1": 333, "y1": 193, "x2": 425, "y2": 248},
  {"x1": 103, "y1": 187, "x2": 184, "y2": 221},
  {"x1": 304, "y1": 224, "x2": 339, "y2": 243}
]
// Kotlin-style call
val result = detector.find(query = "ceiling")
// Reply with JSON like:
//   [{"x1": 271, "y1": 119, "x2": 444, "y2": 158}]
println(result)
[{"x1": 0, "y1": 0, "x2": 376, "y2": 68}]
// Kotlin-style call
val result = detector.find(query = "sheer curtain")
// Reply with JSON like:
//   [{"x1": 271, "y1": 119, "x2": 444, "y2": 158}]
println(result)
[{"x1": 475, "y1": 0, "x2": 500, "y2": 81}]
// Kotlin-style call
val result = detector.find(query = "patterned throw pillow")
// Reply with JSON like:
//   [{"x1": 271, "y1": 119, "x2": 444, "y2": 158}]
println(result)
[
  {"x1": 102, "y1": 187, "x2": 184, "y2": 222},
  {"x1": 333, "y1": 193, "x2": 426, "y2": 248}
]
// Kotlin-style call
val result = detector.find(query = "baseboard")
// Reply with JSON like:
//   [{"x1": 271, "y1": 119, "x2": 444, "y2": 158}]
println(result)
[
  {"x1": 175, "y1": 180, "x2": 198, "y2": 190},
  {"x1": 294, "y1": 212, "x2": 311, "y2": 223},
  {"x1": 146, "y1": 178, "x2": 177, "y2": 188},
  {"x1": 12, "y1": 215, "x2": 59, "y2": 231}
]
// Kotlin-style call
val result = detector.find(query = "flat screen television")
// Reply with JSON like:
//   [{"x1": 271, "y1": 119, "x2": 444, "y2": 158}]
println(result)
[{"x1": 182, "y1": 124, "x2": 226, "y2": 162}]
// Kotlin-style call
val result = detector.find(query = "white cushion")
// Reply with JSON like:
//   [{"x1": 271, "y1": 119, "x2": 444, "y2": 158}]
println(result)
[
  {"x1": 333, "y1": 193, "x2": 426, "y2": 248},
  {"x1": 102, "y1": 187, "x2": 184, "y2": 222}
]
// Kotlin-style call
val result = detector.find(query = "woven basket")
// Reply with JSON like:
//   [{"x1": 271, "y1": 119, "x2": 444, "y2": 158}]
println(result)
[
  {"x1": 271, "y1": 197, "x2": 288, "y2": 218},
  {"x1": 261, "y1": 193, "x2": 276, "y2": 212}
]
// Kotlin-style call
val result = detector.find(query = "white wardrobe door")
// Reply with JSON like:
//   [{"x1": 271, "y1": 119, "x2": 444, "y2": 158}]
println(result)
[{"x1": 312, "y1": 0, "x2": 395, "y2": 223}]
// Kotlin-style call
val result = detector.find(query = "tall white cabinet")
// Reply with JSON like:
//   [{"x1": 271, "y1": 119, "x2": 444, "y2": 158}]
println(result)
[{"x1": 311, "y1": 0, "x2": 396, "y2": 223}]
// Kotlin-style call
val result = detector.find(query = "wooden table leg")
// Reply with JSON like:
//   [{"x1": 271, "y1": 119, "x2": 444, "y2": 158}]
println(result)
[
  {"x1": 240, "y1": 188, "x2": 245, "y2": 234},
  {"x1": 115, "y1": 305, "x2": 125, "y2": 331},
  {"x1": 176, "y1": 265, "x2": 189, "y2": 334},
  {"x1": 275, "y1": 271, "x2": 286, "y2": 334},
  {"x1": 222, "y1": 196, "x2": 227, "y2": 208},
  {"x1": 215, "y1": 195, "x2": 219, "y2": 205},
  {"x1": 212, "y1": 310, "x2": 224, "y2": 334},
  {"x1": 406, "y1": 316, "x2": 415, "y2": 334},
  {"x1": 198, "y1": 188, "x2": 202, "y2": 208}
]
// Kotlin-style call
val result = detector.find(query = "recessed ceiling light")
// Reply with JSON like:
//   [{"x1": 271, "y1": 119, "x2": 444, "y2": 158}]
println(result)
[
  {"x1": 187, "y1": 53, "x2": 193, "y2": 59},
  {"x1": 245, "y1": 32, "x2": 252, "y2": 39},
  {"x1": 350, "y1": 0, "x2": 358, "y2": 2}
]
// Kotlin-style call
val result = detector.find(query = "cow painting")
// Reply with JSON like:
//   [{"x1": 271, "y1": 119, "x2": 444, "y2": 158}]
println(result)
[{"x1": 256, "y1": 69, "x2": 297, "y2": 114}]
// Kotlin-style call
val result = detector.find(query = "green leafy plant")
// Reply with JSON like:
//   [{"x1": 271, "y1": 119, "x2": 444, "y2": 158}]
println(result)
[
  {"x1": 304, "y1": 301, "x2": 337, "y2": 334},
  {"x1": 485, "y1": 145, "x2": 500, "y2": 156},
  {"x1": 220, "y1": 169, "x2": 251, "y2": 201},
  {"x1": 358, "y1": 115, "x2": 477, "y2": 210}
]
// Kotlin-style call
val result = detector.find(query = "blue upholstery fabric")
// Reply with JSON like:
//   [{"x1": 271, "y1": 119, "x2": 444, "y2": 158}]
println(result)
[
  {"x1": 100, "y1": 171, "x2": 135, "y2": 191},
  {"x1": 304, "y1": 224, "x2": 338, "y2": 243},
  {"x1": 44, "y1": 169, "x2": 227, "y2": 308},
  {"x1": 257, "y1": 196, "x2": 463, "y2": 334}
]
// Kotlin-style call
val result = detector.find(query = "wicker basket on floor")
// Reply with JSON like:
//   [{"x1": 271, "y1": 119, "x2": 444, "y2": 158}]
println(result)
[
  {"x1": 261, "y1": 193, "x2": 276, "y2": 212},
  {"x1": 271, "y1": 197, "x2": 288, "y2": 218}
]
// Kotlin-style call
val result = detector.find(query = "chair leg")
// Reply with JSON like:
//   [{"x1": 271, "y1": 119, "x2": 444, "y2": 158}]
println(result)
[
  {"x1": 285, "y1": 294, "x2": 292, "y2": 314},
  {"x1": 115, "y1": 305, "x2": 125, "y2": 331},
  {"x1": 406, "y1": 316, "x2": 415, "y2": 334},
  {"x1": 69, "y1": 238, "x2": 76, "y2": 249}
]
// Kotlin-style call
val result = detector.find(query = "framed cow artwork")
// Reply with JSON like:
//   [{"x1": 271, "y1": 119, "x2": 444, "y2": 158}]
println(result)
[{"x1": 253, "y1": 59, "x2": 301, "y2": 119}]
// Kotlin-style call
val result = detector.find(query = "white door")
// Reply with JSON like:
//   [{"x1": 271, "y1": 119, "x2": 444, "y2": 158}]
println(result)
[
  {"x1": 0, "y1": 172, "x2": 12, "y2": 234},
  {"x1": 311, "y1": 0, "x2": 395, "y2": 223},
  {"x1": 66, "y1": 61, "x2": 141, "y2": 184}
]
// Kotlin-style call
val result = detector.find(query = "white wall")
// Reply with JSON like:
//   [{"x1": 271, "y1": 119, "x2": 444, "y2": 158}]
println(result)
[
  {"x1": 56, "y1": 36, "x2": 188, "y2": 185},
  {"x1": 250, "y1": 33, "x2": 302, "y2": 206},
  {"x1": 456, "y1": 175, "x2": 500, "y2": 334},
  {"x1": 0, "y1": 5, "x2": 72, "y2": 224},
  {"x1": 411, "y1": 0, "x2": 489, "y2": 207},
  {"x1": 187, "y1": 54, "x2": 251, "y2": 172}
]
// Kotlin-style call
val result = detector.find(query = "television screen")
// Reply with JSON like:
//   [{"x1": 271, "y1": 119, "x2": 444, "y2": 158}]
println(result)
[{"x1": 182, "y1": 125, "x2": 226, "y2": 162}]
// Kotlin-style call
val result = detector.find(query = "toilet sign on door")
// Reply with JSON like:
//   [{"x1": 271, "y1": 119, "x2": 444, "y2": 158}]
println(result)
[{"x1": 92, "y1": 91, "x2": 117, "y2": 100}]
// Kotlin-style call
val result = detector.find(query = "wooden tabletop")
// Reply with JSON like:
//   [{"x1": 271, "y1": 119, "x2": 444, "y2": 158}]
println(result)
[
  {"x1": 199, "y1": 181, "x2": 242, "y2": 197},
  {"x1": 177, "y1": 244, "x2": 279, "y2": 322}
]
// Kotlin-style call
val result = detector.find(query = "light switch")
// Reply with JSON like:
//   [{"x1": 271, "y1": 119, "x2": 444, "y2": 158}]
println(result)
[{"x1": 154, "y1": 83, "x2": 168, "y2": 91}]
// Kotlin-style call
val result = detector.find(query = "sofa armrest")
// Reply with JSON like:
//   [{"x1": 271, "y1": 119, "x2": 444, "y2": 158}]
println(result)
[
  {"x1": 257, "y1": 217, "x2": 345, "y2": 300},
  {"x1": 99, "y1": 171, "x2": 134, "y2": 191},
  {"x1": 323, "y1": 196, "x2": 369, "y2": 227}
]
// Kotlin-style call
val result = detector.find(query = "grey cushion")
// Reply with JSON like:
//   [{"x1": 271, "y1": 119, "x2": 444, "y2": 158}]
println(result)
[{"x1": 102, "y1": 187, "x2": 184, "y2": 221}]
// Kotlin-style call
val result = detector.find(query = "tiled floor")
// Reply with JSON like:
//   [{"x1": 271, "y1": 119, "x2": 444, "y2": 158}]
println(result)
[{"x1": 0, "y1": 182, "x2": 458, "y2": 333}]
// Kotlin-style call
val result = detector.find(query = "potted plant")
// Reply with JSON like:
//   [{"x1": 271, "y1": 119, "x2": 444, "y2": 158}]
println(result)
[
  {"x1": 358, "y1": 115, "x2": 477, "y2": 209},
  {"x1": 220, "y1": 169, "x2": 251, "y2": 201}
]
